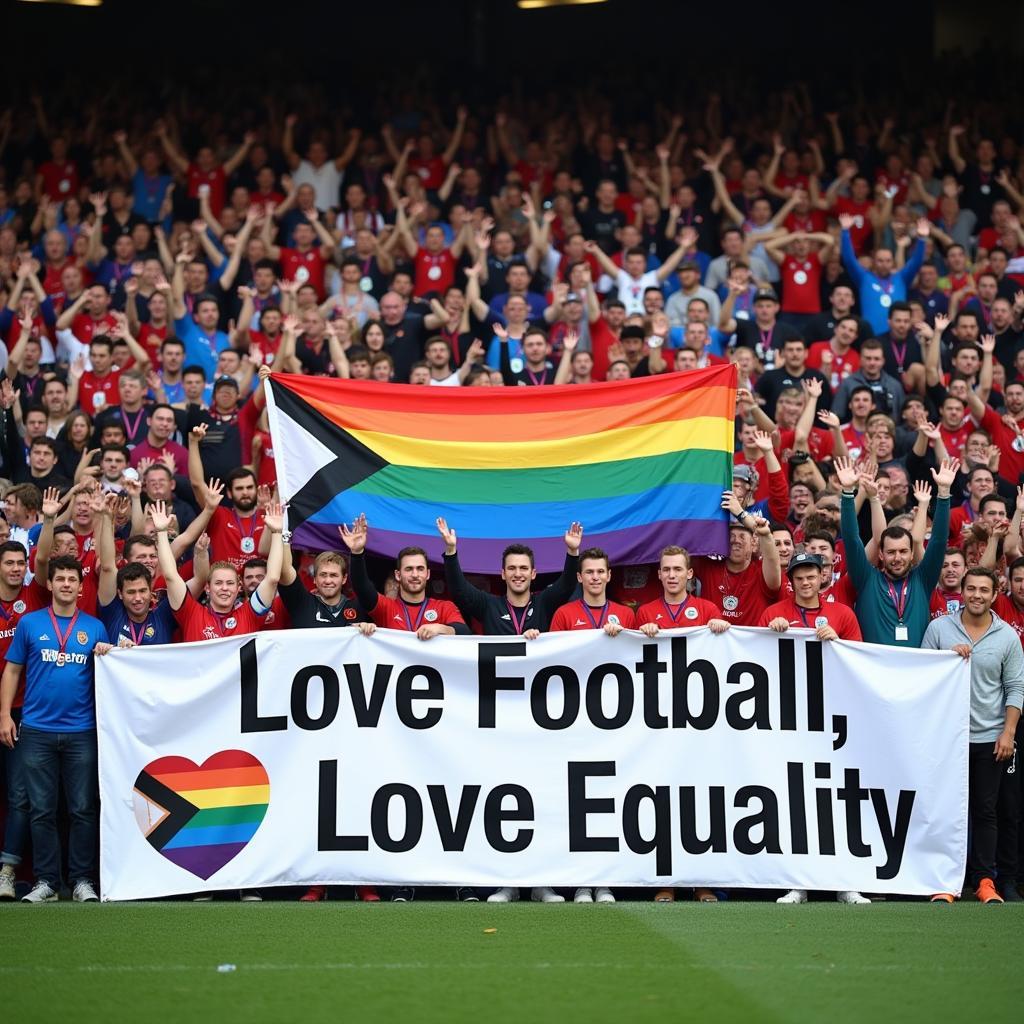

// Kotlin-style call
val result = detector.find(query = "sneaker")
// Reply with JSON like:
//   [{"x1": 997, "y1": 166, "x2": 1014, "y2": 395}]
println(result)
[
  {"x1": 998, "y1": 882, "x2": 1022, "y2": 903},
  {"x1": 239, "y1": 890, "x2": 263, "y2": 902},
  {"x1": 0, "y1": 865, "x2": 15, "y2": 901},
  {"x1": 976, "y1": 878, "x2": 1004, "y2": 904},
  {"x1": 574, "y1": 887, "x2": 594, "y2": 903},
  {"x1": 72, "y1": 880, "x2": 99, "y2": 902},
  {"x1": 837, "y1": 890, "x2": 871, "y2": 905},
  {"x1": 300, "y1": 886, "x2": 326, "y2": 902},
  {"x1": 654, "y1": 888, "x2": 675, "y2": 903},
  {"x1": 391, "y1": 887, "x2": 415, "y2": 902},
  {"x1": 595, "y1": 887, "x2": 615, "y2": 903},
  {"x1": 455, "y1": 887, "x2": 480, "y2": 902},
  {"x1": 929, "y1": 893, "x2": 954, "y2": 903},
  {"x1": 776, "y1": 889, "x2": 808, "y2": 904},
  {"x1": 694, "y1": 887, "x2": 719, "y2": 903},
  {"x1": 22, "y1": 881, "x2": 58, "y2": 903},
  {"x1": 356, "y1": 886, "x2": 379, "y2": 902},
  {"x1": 531, "y1": 886, "x2": 564, "y2": 903},
  {"x1": 487, "y1": 887, "x2": 519, "y2": 903}
]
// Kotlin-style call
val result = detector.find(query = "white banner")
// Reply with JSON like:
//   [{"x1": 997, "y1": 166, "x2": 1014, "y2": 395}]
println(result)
[{"x1": 97, "y1": 628, "x2": 969, "y2": 901}]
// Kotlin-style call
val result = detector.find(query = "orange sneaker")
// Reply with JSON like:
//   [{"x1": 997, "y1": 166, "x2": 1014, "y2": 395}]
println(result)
[
  {"x1": 694, "y1": 888, "x2": 719, "y2": 903},
  {"x1": 976, "y1": 878, "x2": 1004, "y2": 904},
  {"x1": 654, "y1": 889, "x2": 675, "y2": 902},
  {"x1": 929, "y1": 893, "x2": 954, "y2": 903},
  {"x1": 299, "y1": 885, "x2": 326, "y2": 902},
  {"x1": 357, "y1": 885, "x2": 380, "y2": 902}
]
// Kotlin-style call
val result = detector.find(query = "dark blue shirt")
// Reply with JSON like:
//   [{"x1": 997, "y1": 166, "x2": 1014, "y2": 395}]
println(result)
[{"x1": 98, "y1": 596, "x2": 177, "y2": 647}]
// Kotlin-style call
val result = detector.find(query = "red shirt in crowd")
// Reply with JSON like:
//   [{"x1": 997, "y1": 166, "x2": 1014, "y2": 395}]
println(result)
[
  {"x1": 635, "y1": 596, "x2": 722, "y2": 628},
  {"x1": 414, "y1": 248, "x2": 457, "y2": 297},
  {"x1": 206, "y1": 506, "x2": 267, "y2": 573},
  {"x1": 779, "y1": 252, "x2": 822, "y2": 314},
  {"x1": 369, "y1": 594, "x2": 464, "y2": 631},
  {"x1": 693, "y1": 558, "x2": 780, "y2": 626},
  {"x1": 806, "y1": 342, "x2": 860, "y2": 388},
  {"x1": 758, "y1": 596, "x2": 862, "y2": 640},
  {"x1": 188, "y1": 164, "x2": 227, "y2": 216},
  {"x1": 0, "y1": 582, "x2": 49, "y2": 707},
  {"x1": 550, "y1": 599, "x2": 637, "y2": 631},
  {"x1": 280, "y1": 248, "x2": 326, "y2": 300},
  {"x1": 173, "y1": 591, "x2": 266, "y2": 642},
  {"x1": 78, "y1": 369, "x2": 122, "y2": 414}
]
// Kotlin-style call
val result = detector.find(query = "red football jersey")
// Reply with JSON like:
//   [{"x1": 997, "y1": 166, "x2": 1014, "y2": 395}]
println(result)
[
  {"x1": 758, "y1": 596, "x2": 862, "y2": 640},
  {"x1": 994, "y1": 594, "x2": 1024, "y2": 645},
  {"x1": 636, "y1": 596, "x2": 722, "y2": 628},
  {"x1": 173, "y1": 592, "x2": 266, "y2": 642},
  {"x1": 280, "y1": 247, "x2": 326, "y2": 300},
  {"x1": 834, "y1": 197, "x2": 872, "y2": 253},
  {"x1": 207, "y1": 506, "x2": 266, "y2": 574},
  {"x1": 72, "y1": 312, "x2": 118, "y2": 346},
  {"x1": 370, "y1": 594, "x2": 464, "y2": 631},
  {"x1": 414, "y1": 248, "x2": 457, "y2": 297},
  {"x1": 39, "y1": 160, "x2": 79, "y2": 201},
  {"x1": 807, "y1": 342, "x2": 860, "y2": 388},
  {"x1": 188, "y1": 164, "x2": 227, "y2": 216},
  {"x1": 79, "y1": 370, "x2": 122, "y2": 414},
  {"x1": 693, "y1": 558, "x2": 780, "y2": 626},
  {"x1": 0, "y1": 582, "x2": 49, "y2": 707},
  {"x1": 930, "y1": 588, "x2": 964, "y2": 620},
  {"x1": 549, "y1": 599, "x2": 637, "y2": 631},
  {"x1": 780, "y1": 253, "x2": 822, "y2": 314}
]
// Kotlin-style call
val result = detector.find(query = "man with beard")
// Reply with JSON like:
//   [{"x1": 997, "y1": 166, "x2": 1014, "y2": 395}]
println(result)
[
  {"x1": 437, "y1": 518, "x2": 582, "y2": 635},
  {"x1": 188, "y1": 452, "x2": 264, "y2": 573},
  {"x1": 837, "y1": 455, "x2": 957, "y2": 646}
]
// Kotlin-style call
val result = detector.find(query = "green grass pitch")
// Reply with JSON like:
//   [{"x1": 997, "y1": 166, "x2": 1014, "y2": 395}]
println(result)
[{"x1": 2, "y1": 900, "x2": 1018, "y2": 1023}]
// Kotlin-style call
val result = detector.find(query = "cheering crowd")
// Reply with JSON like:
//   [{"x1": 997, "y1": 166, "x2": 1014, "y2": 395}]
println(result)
[{"x1": 0, "y1": 86, "x2": 1021, "y2": 908}]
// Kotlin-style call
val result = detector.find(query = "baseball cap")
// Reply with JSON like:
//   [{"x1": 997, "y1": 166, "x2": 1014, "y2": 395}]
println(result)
[
  {"x1": 732, "y1": 464, "x2": 754, "y2": 483},
  {"x1": 213, "y1": 375, "x2": 239, "y2": 393},
  {"x1": 787, "y1": 551, "x2": 824, "y2": 576},
  {"x1": 678, "y1": 259, "x2": 700, "y2": 272},
  {"x1": 753, "y1": 287, "x2": 779, "y2": 303}
]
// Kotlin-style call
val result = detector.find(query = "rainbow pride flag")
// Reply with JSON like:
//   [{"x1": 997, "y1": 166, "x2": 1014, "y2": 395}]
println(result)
[{"x1": 265, "y1": 365, "x2": 736, "y2": 574}]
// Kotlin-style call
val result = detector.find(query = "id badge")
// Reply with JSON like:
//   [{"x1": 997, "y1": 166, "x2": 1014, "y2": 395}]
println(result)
[{"x1": 895, "y1": 625, "x2": 909, "y2": 641}]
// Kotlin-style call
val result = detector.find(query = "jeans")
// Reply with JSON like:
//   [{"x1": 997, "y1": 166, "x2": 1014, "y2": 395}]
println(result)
[
  {"x1": 1, "y1": 709, "x2": 28, "y2": 866},
  {"x1": 19, "y1": 725, "x2": 98, "y2": 887}
]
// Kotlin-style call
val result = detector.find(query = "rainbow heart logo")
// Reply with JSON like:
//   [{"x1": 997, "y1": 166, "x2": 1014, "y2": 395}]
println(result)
[{"x1": 132, "y1": 751, "x2": 269, "y2": 880}]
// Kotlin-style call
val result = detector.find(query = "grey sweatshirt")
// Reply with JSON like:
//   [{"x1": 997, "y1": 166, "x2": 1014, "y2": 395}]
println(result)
[{"x1": 921, "y1": 611, "x2": 1024, "y2": 743}]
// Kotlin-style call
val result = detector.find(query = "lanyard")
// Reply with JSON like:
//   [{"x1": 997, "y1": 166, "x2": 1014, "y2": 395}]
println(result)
[
  {"x1": 121, "y1": 406, "x2": 146, "y2": 440},
  {"x1": 886, "y1": 578, "x2": 909, "y2": 622},
  {"x1": 401, "y1": 599, "x2": 429, "y2": 632},
  {"x1": 127, "y1": 615, "x2": 151, "y2": 646},
  {"x1": 0, "y1": 600, "x2": 12, "y2": 622},
  {"x1": 526, "y1": 367, "x2": 547, "y2": 386},
  {"x1": 48, "y1": 609, "x2": 80, "y2": 656},
  {"x1": 232, "y1": 510, "x2": 257, "y2": 541},
  {"x1": 796, "y1": 605, "x2": 821, "y2": 628},
  {"x1": 962, "y1": 500, "x2": 975, "y2": 522},
  {"x1": 661, "y1": 598, "x2": 689, "y2": 623},
  {"x1": 210, "y1": 609, "x2": 235, "y2": 634},
  {"x1": 506, "y1": 600, "x2": 531, "y2": 634},
  {"x1": 890, "y1": 339, "x2": 908, "y2": 371},
  {"x1": 581, "y1": 601, "x2": 608, "y2": 629}
]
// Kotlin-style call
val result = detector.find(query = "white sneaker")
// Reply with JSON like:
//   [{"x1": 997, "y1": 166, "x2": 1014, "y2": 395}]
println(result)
[
  {"x1": 595, "y1": 887, "x2": 615, "y2": 903},
  {"x1": 0, "y1": 865, "x2": 15, "y2": 900},
  {"x1": 22, "y1": 881, "x2": 58, "y2": 903},
  {"x1": 776, "y1": 889, "x2": 808, "y2": 904},
  {"x1": 486, "y1": 887, "x2": 519, "y2": 903},
  {"x1": 837, "y1": 890, "x2": 871, "y2": 904},
  {"x1": 531, "y1": 886, "x2": 564, "y2": 903},
  {"x1": 574, "y1": 887, "x2": 593, "y2": 903},
  {"x1": 73, "y1": 880, "x2": 99, "y2": 903},
  {"x1": 238, "y1": 890, "x2": 263, "y2": 902},
  {"x1": 192, "y1": 894, "x2": 214, "y2": 902}
]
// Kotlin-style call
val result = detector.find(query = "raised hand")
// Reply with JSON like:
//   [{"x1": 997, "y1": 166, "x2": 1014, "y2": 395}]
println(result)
[
  {"x1": 149, "y1": 500, "x2": 172, "y2": 532},
  {"x1": 834, "y1": 456, "x2": 858, "y2": 490},
  {"x1": 190, "y1": 423, "x2": 208, "y2": 443},
  {"x1": 205, "y1": 477, "x2": 225, "y2": 511},
  {"x1": 339, "y1": 513, "x2": 368, "y2": 554},
  {"x1": 562, "y1": 329, "x2": 579, "y2": 354},
  {"x1": 802, "y1": 376, "x2": 823, "y2": 399},
  {"x1": 817, "y1": 408, "x2": 840, "y2": 429},
  {"x1": 721, "y1": 490, "x2": 744, "y2": 517},
  {"x1": 262, "y1": 501, "x2": 285, "y2": 534},
  {"x1": 913, "y1": 480, "x2": 933, "y2": 506},
  {"x1": 857, "y1": 473, "x2": 879, "y2": 500},
  {"x1": 564, "y1": 521, "x2": 583, "y2": 554},
  {"x1": 931, "y1": 457, "x2": 961, "y2": 495},
  {"x1": 752, "y1": 429, "x2": 775, "y2": 453},
  {"x1": 436, "y1": 516, "x2": 457, "y2": 554},
  {"x1": 41, "y1": 487, "x2": 62, "y2": 519},
  {"x1": 838, "y1": 212, "x2": 855, "y2": 231}
]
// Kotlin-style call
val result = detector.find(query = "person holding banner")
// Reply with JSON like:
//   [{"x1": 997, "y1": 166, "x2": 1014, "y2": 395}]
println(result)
[
  {"x1": 636, "y1": 543, "x2": 728, "y2": 904},
  {"x1": 550, "y1": 546, "x2": 635, "y2": 904},
  {"x1": 0, "y1": 555, "x2": 113, "y2": 904},
  {"x1": 636, "y1": 545, "x2": 731, "y2": 635},
  {"x1": 153, "y1": 500, "x2": 285, "y2": 642},
  {"x1": 342, "y1": 514, "x2": 469, "y2": 640},
  {"x1": 760, "y1": 552, "x2": 863, "y2": 642},
  {"x1": 836, "y1": 455, "x2": 957, "y2": 647},
  {"x1": 437, "y1": 517, "x2": 583, "y2": 636},
  {"x1": 922, "y1": 566, "x2": 1024, "y2": 904},
  {"x1": 549, "y1": 547, "x2": 637, "y2": 636}
]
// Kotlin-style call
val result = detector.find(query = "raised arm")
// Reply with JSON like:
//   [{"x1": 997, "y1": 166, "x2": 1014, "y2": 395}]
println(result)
[
  {"x1": 442, "y1": 106, "x2": 468, "y2": 166},
  {"x1": 155, "y1": 121, "x2": 189, "y2": 176},
  {"x1": 187, "y1": 423, "x2": 212, "y2": 506},
  {"x1": 339, "y1": 514, "x2": 378, "y2": 612},
  {"x1": 947, "y1": 125, "x2": 967, "y2": 176},
  {"x1": 112, "y1": 130, "x2": 138, "y2": 178},
  {"x1": 752, "y1": 514, "x2": 782, "y2": 592},
  {"x1": 222, "y1": 132, "x2": 255, "y2": 178},
  {"x1": 150, "y1": 501, "x2": 187, "y2": 611}
]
